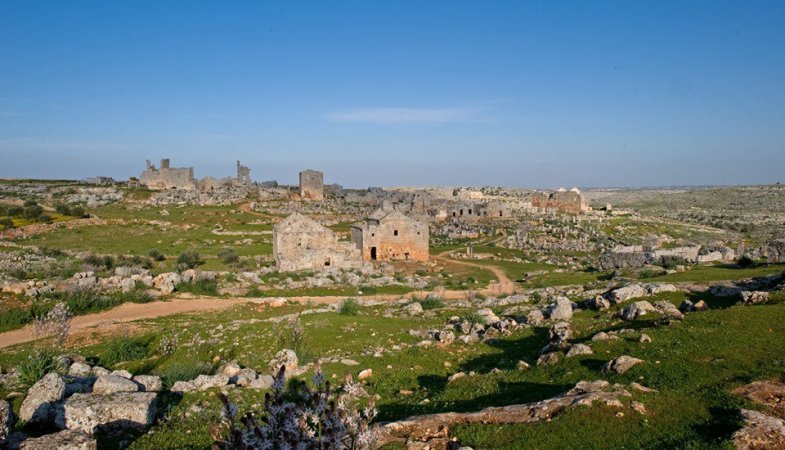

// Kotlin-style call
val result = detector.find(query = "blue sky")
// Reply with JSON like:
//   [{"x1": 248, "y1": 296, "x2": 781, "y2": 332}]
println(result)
[{"x1": 1, "y1": 1, "x2": 784, "y2": 188}]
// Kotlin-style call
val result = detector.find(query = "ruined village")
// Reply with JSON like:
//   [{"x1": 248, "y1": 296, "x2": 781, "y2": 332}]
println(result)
[{"x1": 0, "y1": 161, "x2": 784, "y2": 450}]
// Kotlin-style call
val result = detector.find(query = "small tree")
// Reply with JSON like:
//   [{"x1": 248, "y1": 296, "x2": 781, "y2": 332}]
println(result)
[{"x1": 177, "y1": 250, "x2": 203, "y2": 270}]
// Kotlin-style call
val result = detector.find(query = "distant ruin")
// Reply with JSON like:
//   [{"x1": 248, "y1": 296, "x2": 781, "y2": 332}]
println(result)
[
  {"x1": 139, "y1": 158, "x2": 253, "y2": 191},
  {"x1": 299, "y1": 170, "x2": 324, "y2": 201},
  {"x1": 140, "y1": 159, "x2": 197, "y2": 190},
  {"x1": 351, "y1": 209, "x2": 429, "y2": 261},
  {"x1": 531, "y1": 187, "x2": 589, "y2": 214},
  {"x1": 272, "y1": 213, "x2": 362, "y2": 271}
]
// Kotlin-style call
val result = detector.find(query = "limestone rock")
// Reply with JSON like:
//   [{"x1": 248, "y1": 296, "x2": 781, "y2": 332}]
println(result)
[
  {"x1": 402, "y1": 302, "x2": 424, "y2": 315},
  {"x1": 171, "y1": 374, "x2": 229, "y2": 393},
  {"x1": 268, "y1": 349, "x2": 299, "y2": 375},
  {"x1": 545, "y1": 297, "x2": 573, "y2": 321},
  {"x1": 247, "y1": 375, "x2": 274, "y2": 390},
  {"x1": 537, "y1": 352, "x2": 559, "y2": 366},
  {"x1": 132, "y1": 375, "x2": 162, "y2": 392},
  {"x1": 358, "y1": 369, "x2": 373, "y2": 380},
  {"x1": 20, "y1": 373, "x2": 66, "y2": 425},
  {"x1": 0, "y1": 399, "x2": 13, "y2": 442},
  {"x1": 68, "y1": 362, "x2": 92, "y2": 378},
  {"x1": 608, "y1": 284, "x2": 648, "y2": 304},
  {"x1": 602, "y1": 355, "x2": 644, "y2": 374},
  {"x1": 620, "y1": 301, "x2": 655, "y2": 321},
  {"x1": 732, "y1": 409, "x2": 785, "y2": 449},
  {"x1": 58, "y1": 392, "x2": 156, "y2": 435},
  {"x1": 525, "y1": 310, "x2": 545, "y2": 326},
  {"x1": 741, "y1": 291, "x2": 769, "y2": 305},
  {"x1": 92, "y1": 375, "x2": 138, "y2": 395},
  {"x1": 19, "y1": 429, "x2": 97, "y2": 450},
  {"x1": 566, "y1": 344, "x2": 593, "y2": 358},
  {"x1": 476, "y1": 308, "x2": 500, "y2": 324}
]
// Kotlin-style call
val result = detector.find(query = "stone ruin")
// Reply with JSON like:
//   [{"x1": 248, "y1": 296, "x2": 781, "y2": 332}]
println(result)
[
  {"x1": 139, "y1": 158, "x2": 254, "y2": 191},
  {"x1": 531, "y1": 187, "x2": 590, "y2": 214},
  {"x1": 599, "y1": 244, "x2": 737, "y2": 270},
  {"x1": 273, "y1": 213, "x2": 362, "y2": 271},
  {"x1": 139, "y1": 159, "x2": 196, "y2": 190},
  {"x1": 350, "y1": 208, "x2": 429, "y2": 261},
  {"x1": 299, "y1": 169, "x2": 324, "y2": 201}
]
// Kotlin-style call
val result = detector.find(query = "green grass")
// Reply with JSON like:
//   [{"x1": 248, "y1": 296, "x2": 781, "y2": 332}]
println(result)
[{"x1": 646, "y1": 263, "x2": 785, "y2": 283}]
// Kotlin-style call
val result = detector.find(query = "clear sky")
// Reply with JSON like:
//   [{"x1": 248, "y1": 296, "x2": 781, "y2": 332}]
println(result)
[{"x1": 1, "y1": 1, "x2": 784, "y2": 188}]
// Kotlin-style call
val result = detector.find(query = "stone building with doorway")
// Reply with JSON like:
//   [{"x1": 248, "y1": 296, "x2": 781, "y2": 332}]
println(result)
[
  {"x1": 351, "y1": 209, "x2": 429, "y2": 261},
  {"x1": 299, "y1": 169, "x2": 324, "y2": 201},
  {"x1": 273, "y1": 213, "x2": 362, "y2": 271}
]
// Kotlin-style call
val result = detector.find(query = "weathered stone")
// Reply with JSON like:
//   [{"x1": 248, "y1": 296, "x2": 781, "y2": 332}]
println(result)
[
  {"x1": 20, "y1": 373, "x2": 66, "y2": 424},
  {"x1": 588, "y1": 295, "x2": 610, "y2": 310},
  {"x1": 525, "y1": 310, "x2": 545, "y2": 326},
  {"x1": 602, "y1": 355, "x2": 644, "y2": 374},
  {"x1": 436, "y1": 330, "x2": 455, "y2": 344},
  {"x1": 19, "y1": 429, "x2": 97, "y2": 450},
  {"x1": 645, "y1": 283, "x2": 678, "y2": 295},
  {"x1": 110, "y1": 370, "x2": 132, "y2": 379},
  {"x1": 92, "y1": 375, "x2": 138, "y2": 395},
  {"x1": 402, "y1": 302, "x2": 424, "y2": 315},
  {"x1": 58, "y1": 392, "x2": 156, "y2": 435},
  {"x1": 447, "y1": 372, "x2": 466, "y2": 383},
  {"x1": 0, "y1": 400, "x2": 13, "y2": 442},
  {"x1": 591, "y1": 331, "x2": 618, "y2": 342},
  {"x1": 132, "y1": 375, "x2": 162, "y2": 392},
  {"x1": 358, "y1": 369, "x2": 373, "y2": 380},
  {"x1": 608, "y1": 284, "x2": 648, "y2": 304},
  {"x1": 68, "y1": 362, "x2": 92, "y2": 378},
  {"x1": 171, "y1": 374, "x2": 229, "y2": 393},
  {"x1": 732, "y1": 409, "x2": 785, "y2": 449},
  {"x1": 565, "y1": 344, "x2": 593, "y2": 358},
  {"x1": 247, "y1": 375, "x2": 274, "y2": 390},
  {"x1": 268, "y1": 349, "x2": 299, "y2": 375},
  {"x1": 639, "y1": 334, "x2": 652, "y2": 343},
  {"x1": 741, "y1": 291, "x2": 769, "y2": 305},
  {"x1": 537, "y1": 352, "x2": 559, "y2": 366},
  {"x1": 652, "y1": 301, "x2": 684, "y2": 320},
  {"x1": 765, "y1": 239, "x2": 785, "y2": 263},
  {"x1": 620, "y1": 301, "x2": 656, "y2": 321},
  {"x1": 476, "y1": 308, "x2": 500, "y2": 324},
  {"x1": 545, "y1": 297, "x2": 573, "y2": 321}
]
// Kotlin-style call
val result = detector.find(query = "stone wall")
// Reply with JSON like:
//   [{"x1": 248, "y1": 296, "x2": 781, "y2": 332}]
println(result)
[
  {"x1": 351, "y1": 210, "x2": 429, "y2": 261},
  {"x1": 273, "y1": 213, "x2": 362, "y2": 271},
  {"x1": 299, "y1": 170, "x2": 324, "y2": 201},
  {"x1": 139, "y1": 159, "x2": 197, "y2": 190},
  {"x1": 531, "y1": 188, "x2": 588, "y2": 214}
]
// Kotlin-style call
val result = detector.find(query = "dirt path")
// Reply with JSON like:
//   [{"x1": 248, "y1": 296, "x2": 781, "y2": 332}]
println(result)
[
  {"x1": 238, "y1": 202, "x2": 281, "y2": 221},
  {"x1": 433, "y1": 237, "x2": 517, "y2": 297}
]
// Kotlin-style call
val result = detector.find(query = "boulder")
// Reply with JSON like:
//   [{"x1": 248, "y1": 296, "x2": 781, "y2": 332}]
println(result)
[
  {"x1": 171, "y1": 374, "x2": 229, "y2": 393},
  {"x1": 565, "y1": 344, "x2": 593, "y2": 358},
  {"x1": 268, "y1": 349, "x2": 299, "y2": 375},
  {"x1": 476, "y1": 308, "x2": 500, "y2": 324},
  {"x1": 545, "y1": 297, "x2": 573, "y2": 321},
  {"x1": 20, "y1": 373, "x2": 66, "y2": 424},
  {"x1": 536, "y1": 352, "x2": 559, "y2": 366},
  {"x1": 525, "y1": 310, "x2": 545, "y2": 326},
  {"x1": 645, "y1": 283, "x2": 678, "y2": 295},
  {"x1": 92, "y1": 375, "x2": 138, "y2": 395},
  {"x1": 58, "y1": 392, "x2": 156, "y2": 435},
  {"x1": 152, "y1": 272, "x2": 181, "y2": 294},
  {"x1": 652, "y1": 301, "x2": 684, "y2": 320},
  {"x1": 732, "y1": 409, "x2": 785, "y2": 449},
  {"x1": 68, "y1": 362, "x2": 92, "y2": 378},
  {"x1": 765, "y1": 239, "x2": 785, "y2": 263},
  {"x1": 402, "y1": 302, "x2": 424, "y2": 315},
  {"x1": 232, "y1": 369, "x2": 258, "y2": 387},
  {"x1": 587, "y1": 295, "x2": 610, "y2": 310},
  {"x1": 132, "y1": 375, "x2": 162, "y2": 392},
  {"x1": 620, "y1": 301, "x2": 656, "y2": 321},
  {"x1": 358, "y1": 369, "x2": 373, "y2": 380},
  {"x1": 591, "y1": 331, "x2": 618, "y2": 342},
  {"x1": 19, "y1": 429, "x2": 97, "y2": 450},
  {"x1": 602, "y1": 355, "x2": 644, "y2": 374},
  {"x1": 607, "y1": 284, "x2": 648, "y2": 304},
  {"x1": 435, "y1": 330, "x2": 455, "y2": 344}
]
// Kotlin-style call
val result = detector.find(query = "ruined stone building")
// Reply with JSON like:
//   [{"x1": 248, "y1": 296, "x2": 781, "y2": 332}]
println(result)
[
  {"x1": 531, "y1": 188, "x2": 589, "y2": 214},
  {"x1": 140, "y1": 159, "x2": 197, "y2": 190},
  {"x1": 351, "y1": 209, "x2": 429, "y2": 261},
  {"x1": 299, "y1": 170, "x2": 324, "y2": 201},
  {"x1": 273, "y1": 213, "x2": 362, "y2": 271},
  {"x1": 236, "y1": 161, "x2": 251, "y2": 184},
  {"x1": 440, "y1": 201, "x2": 511, "y2": 221}
]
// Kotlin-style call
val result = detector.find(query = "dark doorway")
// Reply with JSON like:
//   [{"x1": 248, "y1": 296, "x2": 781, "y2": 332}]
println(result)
[{"x1": 370, "y1": 247, "x2": 377, "y2": 260}]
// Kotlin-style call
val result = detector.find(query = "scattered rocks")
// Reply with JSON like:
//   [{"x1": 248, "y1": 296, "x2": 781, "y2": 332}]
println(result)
[
  {"x1": 732, "y1": 409, "x2": 785, "y2": 450},
  {"x1": 268, "y1": 349, "x2": 299, "y2": 375}
]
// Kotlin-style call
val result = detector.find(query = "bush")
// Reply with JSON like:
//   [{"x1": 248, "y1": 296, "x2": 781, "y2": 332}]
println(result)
[
  {"x1": 6, "y1": 206, "x2": 22, "y2": 217},
  {"x1": 22, "y1": 204, "x2": 44, "y2": 220},
  {"x1": 175, "y1": 279, "x2": 218, "y2": 296},
  {"x1": 148, "y1": 249, "x2": 166, "y2": 261},
  {"x1": 117, "y1": 255, "x2": 152, "y2": 270},
  {"x1": 338, "y1": 298, "x2": 360, "y2": 316},
  {"x1": 420, "y1": 296, "x2": 445, "y2": 310},
  {"x1": 159, "y1": 362, "x2": 212, "y2": 390},
  {"x1": 101, "y1": 337, "x2": 149, "y2": 368},
  {"x1": 82, "y1": 254, "x2": 114, "y2": 270},
  {"x1": 737, "y1": 255, "x2": 755, "y2": 267},
  {"x1": 463, "y1": 311, "x2": 485, "y2": 325},
  {"x1": 177, "y1": 250, "x2": 203, "y2": 270},
  {"x1": 0, "y1": 218, "x2": 14, "y2": 229},
  {"x1": 217, "y1": 247, "x2": 239, "y2": 266},
  {"x1": 17, "y1": 350, "x2": 66, "y2": 388}
]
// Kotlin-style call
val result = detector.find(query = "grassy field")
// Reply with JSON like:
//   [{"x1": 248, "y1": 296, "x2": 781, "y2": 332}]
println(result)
[{"x1": 1, "y1": 288, "x2": 783, "y2": 449}]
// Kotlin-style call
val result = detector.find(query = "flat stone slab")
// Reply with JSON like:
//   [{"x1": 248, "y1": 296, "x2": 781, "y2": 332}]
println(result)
[{"x1": 58, "y1": 392, "x2": 156, "y2": 435}]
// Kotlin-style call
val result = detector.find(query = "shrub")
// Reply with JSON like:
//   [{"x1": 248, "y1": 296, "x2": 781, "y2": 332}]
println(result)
[
  {"x1": 22, "y1": 204, "x2": 44, "y2": 220},
  {"x1": 463, "y1": 311, "x2": 485, "y2": 325},
  {"x1": 737, "y1": 255, "x2": 755, "y2": 267},
  {"x1": 0, "y1": 218, "x2": 13, "y2": 229},
  {"x1": 101, "y1": 337, "x2": 149, "y2": 368},
  {"x1": 159, "y1": 362, "x2": 212, "y2": 390},
  {"x1": 639, "y1": 269, "x2": 660, "y2": 279},
  {"x1": 17, "y1": 350, "x2": 66, "y2": 388},
  {"x1": 339, "y1": 298, "x2": 360, "y2": 316},
  {"x1": 117, "y1": 255, "x2": 153, "y2": 270},
  {"x1": 420, "y1": 296, "x2": 444, "y2": 310},
  {"x1": 177, "y1": 250, "x2": 203, "y2": 270},
  {"x1": 217, "y1": 247, "x2": 239, "y2": 266},
  {"x1": 6, "y1": 206, "x2": 22, "y2": 217},
  {"x1": 23, "y1": 199, "x2": 38, "y2": 207},
  {"x1": 148, "y1": 249, "x2": 166, "y2": 261},
  {"x1": 175, "y1": 279, "x2": 218, "y2": 296}
]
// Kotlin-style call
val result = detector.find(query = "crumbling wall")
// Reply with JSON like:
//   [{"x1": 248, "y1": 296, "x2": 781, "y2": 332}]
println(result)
[
  {"x1": 531, "y1": 188, "x2": 588, "y2": 214},
  {"x1": 140, "y1": 159, "x2": 197, "y2": 190},
  {"x1": 352, "y1": 211, "x2": 429, "y2": 261},
  {"x1": 273, "y1": 213, "x2": 362, "y2": 271},
  {"x1": 299, "y1": 170, "x2": 324, "y2": 201}
]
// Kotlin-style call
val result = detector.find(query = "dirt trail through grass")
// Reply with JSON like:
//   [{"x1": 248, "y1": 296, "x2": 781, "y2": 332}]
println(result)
[{"x1": 433, "y1": 235, "x2": 517, "y2": 296}]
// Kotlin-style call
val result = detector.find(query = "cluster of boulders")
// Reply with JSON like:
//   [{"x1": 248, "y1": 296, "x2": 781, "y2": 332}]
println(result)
[
  {"x1": 599, "y1": 244, "x2": 736, "y2": 270},
  {"x1": 62, "y1": 187, "x2": 123, "y2": 207}
]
